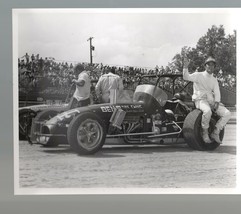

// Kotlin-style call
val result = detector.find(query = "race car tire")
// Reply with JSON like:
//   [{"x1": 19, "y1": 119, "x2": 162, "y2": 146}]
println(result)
[
  {"x1": 33, "y1": 109, "x2": 63, "y2": 147},
  {"x1": 19, "y1": 109, "x2": 37, "y2": 140},
  {"x1": 183, "y1": 109, "x2": 224, "y2": 151},
  {"x1": 67, "y1": 112, "x2": 107, "y2": 155}
]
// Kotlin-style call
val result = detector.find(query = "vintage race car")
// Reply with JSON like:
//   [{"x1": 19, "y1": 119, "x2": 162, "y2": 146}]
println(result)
[
  {"x1": 19, "y1": 83, "x2": 75, "y2": 141},
  {"x1": 21, "y1": 74, "x2": 224, "y2": 155},
  {"x1": 19, "y1": 102, "x2": 68, "y2": 141},
  {"x1": 19, "y1": 81, "x2": 96, "y2": 141}
]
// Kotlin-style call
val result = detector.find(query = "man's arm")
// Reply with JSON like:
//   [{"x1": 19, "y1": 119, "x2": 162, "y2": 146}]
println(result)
[
  {"x1": 95, "y1": 77, "x2": 102, "y2": 97},
  {"x1": 72, "y1": 73, "x2": 87, "y2": 86},
  {"x1": 72, "y1": 79, "x2": 85, "y2": 86},
  {"x1": 183, "y1": 57, "x2": 198, "y2": 82}
]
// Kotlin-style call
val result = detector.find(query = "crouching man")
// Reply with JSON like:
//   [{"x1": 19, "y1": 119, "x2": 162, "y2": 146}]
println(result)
[{"x1": 183, "y1": 56, "x2": 231, "y2": 144}]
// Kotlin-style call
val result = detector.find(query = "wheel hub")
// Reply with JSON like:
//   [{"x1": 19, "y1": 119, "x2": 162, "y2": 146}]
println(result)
[{"x1": 76, "y1": 119, "x2": 102, "y2": 150}]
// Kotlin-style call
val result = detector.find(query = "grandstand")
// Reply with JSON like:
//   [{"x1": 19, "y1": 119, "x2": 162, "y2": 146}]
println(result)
[{"x1": 18, "y1": 54, "x2": 236, "y2": 107}]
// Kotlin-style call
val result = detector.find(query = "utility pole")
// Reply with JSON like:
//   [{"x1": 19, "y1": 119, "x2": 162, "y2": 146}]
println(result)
[{"x1": 87, "y1": 37, "x2": 94, "y2": 65}]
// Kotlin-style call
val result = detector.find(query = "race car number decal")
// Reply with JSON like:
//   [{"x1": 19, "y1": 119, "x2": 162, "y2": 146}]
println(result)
[
  {"x1": 100, "y1": 104, "x2": 143, "y2": 113},
  {"x1": 57, "y1": 109, "x2": 80, "y2": 120},
  {"x1": 100, "y1": 106, "x2": 116, "y2": 112}
]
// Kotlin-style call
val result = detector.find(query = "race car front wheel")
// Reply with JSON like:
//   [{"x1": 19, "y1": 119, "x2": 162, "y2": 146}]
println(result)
[
  {"x1": 183, "y1": 109, "x2": 224, "y2": 151},
  {"x1": 67, "y1": 113, "x2": 107, "y2": 155}
]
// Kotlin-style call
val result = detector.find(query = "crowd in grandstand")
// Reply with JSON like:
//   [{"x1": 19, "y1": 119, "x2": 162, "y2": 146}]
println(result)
[
  {"x1": 216, "y1": 70, "x2": 236, "y2": 91},
  {"x1": 18, "y1": 53, "x2": 236, "y2": 97}
]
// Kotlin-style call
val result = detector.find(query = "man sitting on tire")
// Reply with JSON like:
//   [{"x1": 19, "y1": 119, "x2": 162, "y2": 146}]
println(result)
[{"x1": 183, "y1": 56, "x2": 231, "y2": 144}]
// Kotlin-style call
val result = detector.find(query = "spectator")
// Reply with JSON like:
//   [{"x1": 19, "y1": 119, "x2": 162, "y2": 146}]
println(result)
[
  {"x1": 31, "y1": 54, "x2": 35, "y2": 62},
  {"x1": 38, "y1": 57, "x2": 44, "y2": 71},
  {"x1": 23, "y1": 53, "x2": 30, "y2": 64}
]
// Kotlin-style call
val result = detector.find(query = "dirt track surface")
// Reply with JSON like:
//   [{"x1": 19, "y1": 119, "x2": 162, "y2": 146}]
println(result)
[{"x1": 18, "y1": 124, "x2": 236, "y2": 189}]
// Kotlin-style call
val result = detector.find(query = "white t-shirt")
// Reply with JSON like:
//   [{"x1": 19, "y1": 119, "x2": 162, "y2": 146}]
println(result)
[
  {"x1": 73, "y1": 71, "x2": 91, "y2": 101},
  {"x1": 183, "y1": 69, "x2": 220, "y2": 104}
]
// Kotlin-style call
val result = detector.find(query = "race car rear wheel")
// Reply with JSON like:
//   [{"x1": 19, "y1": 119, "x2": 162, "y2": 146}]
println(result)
[
  {"x1": 183, "y1": 109, "x2": 224, "y2": 151},
  {"x1": 33, "y1": 109, "x2": 63, "y2": 147},
  {"x1": 67, "y1": 113, "x2": 106, "y2": 155}
]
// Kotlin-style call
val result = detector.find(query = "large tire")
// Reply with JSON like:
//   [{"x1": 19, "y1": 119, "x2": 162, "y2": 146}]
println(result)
[
  {"x1": 183, "y1": 109, "x2": 224, "y2": 151},
  {"x1": 67, "y1": 112, "x2": 107, "y2": 155},
  {"x1": 33, "y1": 109, "x2": 63, "y2": 147},
  {"x1": 19, "y1": 109, "x2": 37, "y2": 140}
]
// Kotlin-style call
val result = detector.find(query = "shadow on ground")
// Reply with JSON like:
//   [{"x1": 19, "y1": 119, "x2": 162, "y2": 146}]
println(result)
[{"x1": 40, "y1": 143, "x2": 236, "y2": 157}]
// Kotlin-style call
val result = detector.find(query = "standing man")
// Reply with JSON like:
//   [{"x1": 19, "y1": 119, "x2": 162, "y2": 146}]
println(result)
[
  {"x1": 31, "y1": 54, "x2": 35, "y2": 62},
  {"x1": 69, "y1": 63, "x2": 91, "y2": 109},
  {"x1": 95, "y1": 67, "x2": 124, "y2": 103},
  {"x1": 183, "y1": 56, "x2": 231, "y2": 144},
  {"x1": 23, "y1": 53, "x2": 30, "y2": 64}
]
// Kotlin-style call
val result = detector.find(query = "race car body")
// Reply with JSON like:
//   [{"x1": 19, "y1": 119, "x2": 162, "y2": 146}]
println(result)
[
  {"x1": 19, "y1": 102, "x2": 68, "y2": 141},
  {"x1": 27, "y1": 74, "x2": 224, "y2": 155}
]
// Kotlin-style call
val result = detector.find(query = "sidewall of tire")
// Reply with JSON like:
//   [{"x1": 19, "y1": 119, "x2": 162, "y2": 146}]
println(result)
[
  {"x1": 67, "y1": 113, "x2": 107, "y2": 155},
  {"x1": 183, "y1": 109, "x2": 223, "y2": 151}
]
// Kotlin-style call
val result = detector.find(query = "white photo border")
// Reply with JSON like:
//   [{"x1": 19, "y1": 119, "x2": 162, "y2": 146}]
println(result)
[{"x1": 13, "y1": 8, "x2": 241, "y2": 195}]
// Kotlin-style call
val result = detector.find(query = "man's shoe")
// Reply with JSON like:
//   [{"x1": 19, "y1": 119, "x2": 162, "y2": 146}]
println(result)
[
  {"x1": 210, "y1": 128, "x2": 222, "y2": 144},
  {"x1": 202, "y1": 129, "x2": 212, "y2": 144}
]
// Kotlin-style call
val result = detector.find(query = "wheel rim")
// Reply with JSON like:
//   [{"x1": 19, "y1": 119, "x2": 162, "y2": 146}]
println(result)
[{"x1": 76, "y1": 119, "x2": 103, "y2": 151}]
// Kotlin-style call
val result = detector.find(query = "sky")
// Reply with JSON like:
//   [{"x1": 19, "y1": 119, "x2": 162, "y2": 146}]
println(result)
[{"x1": 16, "y1": 9, "x2": 238, "y2": 69}]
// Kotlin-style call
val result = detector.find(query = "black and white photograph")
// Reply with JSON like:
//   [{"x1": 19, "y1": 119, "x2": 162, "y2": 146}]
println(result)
[{"x1": 13, "y1": 8, "x2": 240, "y2": 194}]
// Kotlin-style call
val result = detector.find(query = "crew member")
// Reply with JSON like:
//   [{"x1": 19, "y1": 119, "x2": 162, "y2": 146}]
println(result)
[
  {"x1": 69, "y1": 63, "x2": 91, "y2": 109},
  {"x1": 95, "y1": 67, "x2": 124, "y2": 103}
]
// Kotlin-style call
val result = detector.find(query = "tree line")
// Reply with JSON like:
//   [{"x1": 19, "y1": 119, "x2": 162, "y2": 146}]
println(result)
[{"x1": 169, "y1": 25, "x2": 236, "y2": 75}]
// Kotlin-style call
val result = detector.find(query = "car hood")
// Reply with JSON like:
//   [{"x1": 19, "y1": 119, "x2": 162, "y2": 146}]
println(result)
[
  {"x1": 19, "y1": 103, "x2": 69, "y2": 112},
  {"x1": 44, "y1": 102, "x2": 145, "y2": 126}
]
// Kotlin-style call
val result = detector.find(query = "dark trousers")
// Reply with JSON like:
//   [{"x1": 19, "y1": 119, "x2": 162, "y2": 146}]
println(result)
[{"x1": 69, "y1": 97, "x2": 90, "y2": 109}]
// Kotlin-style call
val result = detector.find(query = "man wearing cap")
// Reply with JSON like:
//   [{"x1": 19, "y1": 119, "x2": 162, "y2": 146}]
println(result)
[
  {"x1": 69, "y1": 63, "x2": 91, "y2": 109},
  {"x1": 183, "y1": 56, "x2": 231, "y2": 144},
  {"x1": 95, "y1": 67, "x2": 124, "y2": 103}
]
